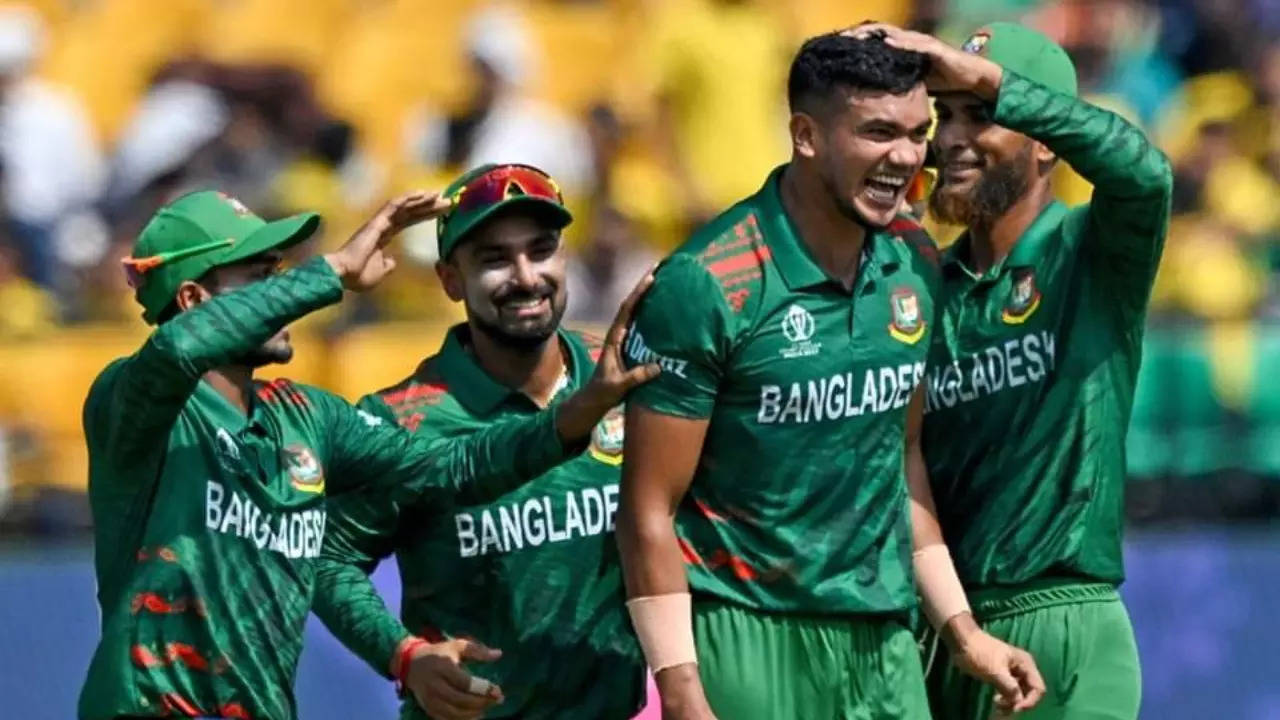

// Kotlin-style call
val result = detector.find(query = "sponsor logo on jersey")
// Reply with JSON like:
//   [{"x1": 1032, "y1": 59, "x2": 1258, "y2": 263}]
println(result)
[
  {"x1": 779, "y1": 304, "x2": 822, "y2": 359},
  {"x1": 205, "y1": 481, "x2": 326, "y2": 559},
  {"x1": 284, "y1": 445, "x2": 325, "y2": 494},
  {"x1": 454, "y1": 484, "x2": 621, "y2": 557},
  {"x1": 1001, "y1": 269, "x2": 1042, "y2": 324},
  {"x1": 624, "y1": 327, "x2": 689, "y2": 378},
  {"x1": 962, "y1": 31, "x2": 991, "y2": 55},
  {"x1": 757, "y1": 361, "x2": 925, "y2": 424},
  {"x1": 589, "y1": 406, "x2": 625, "y2": 465},
  {"x1": 357, "y1": 409, "x2": 383, "y2": 427},
  {"x1": 888, "y1": 287, "x2": 927, "y2": 345},
  {"x1": 924, "y1": 330, "x2": 1057, "y2": 413}
]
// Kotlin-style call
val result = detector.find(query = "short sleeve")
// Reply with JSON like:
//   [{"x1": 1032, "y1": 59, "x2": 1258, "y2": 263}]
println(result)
[{"x1": 624, "y1": 254, "x2": 730, "y2": 419}]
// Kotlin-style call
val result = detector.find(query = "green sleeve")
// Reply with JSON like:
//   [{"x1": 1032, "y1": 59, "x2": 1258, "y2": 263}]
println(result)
[
  {"x1": 623, "y1": 254, "x2": 730, "y2": 419},
  {"x1": 312, "y1": 393, "x2": 414, "y2": 678},
  {"x1": 993, "y1": 71, "x2": 1173, "y2": 324},
  {"x1": 85, "y1": 256, "x2": 344, "y2": 476},
  {"x1": 320, "y1": 389, "x2": 571, "y2": 505}
]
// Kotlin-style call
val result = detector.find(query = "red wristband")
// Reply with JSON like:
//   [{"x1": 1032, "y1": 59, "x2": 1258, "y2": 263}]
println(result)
[{"x1": 394, "y1": 637, "x2": 429, "y2": 686}]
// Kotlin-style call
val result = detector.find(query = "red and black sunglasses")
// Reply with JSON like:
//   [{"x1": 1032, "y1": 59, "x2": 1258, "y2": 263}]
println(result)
[{"x1": 445, "y1": 164, "x2": 563, "y2": 220}]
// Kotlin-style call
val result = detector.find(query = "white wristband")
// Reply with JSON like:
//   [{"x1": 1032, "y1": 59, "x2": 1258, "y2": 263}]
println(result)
[
  {"x1": 913, "y1": 544, "x2": 971, "y2": 629},
  {"x1": 626, "y1": 592, "x2": 698, "y2": 673}
]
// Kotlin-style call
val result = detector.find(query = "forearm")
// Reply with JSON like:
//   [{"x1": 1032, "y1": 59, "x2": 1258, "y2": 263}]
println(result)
[
  {"x1": 907, "y1": 441, "x2": 972, "y2": 633},
  {"x1": 617, "y1": 506, "x2": 690, "y2": 598},
  {"x1": 313, "y1": 557, "x2": 411, "y2": 678},
  {"x1": 993, "y1": 72, "x2": 1172, "y2": 200},
  {"x1": 148, "y1": 256, "x2": 344, "y2": 378}
]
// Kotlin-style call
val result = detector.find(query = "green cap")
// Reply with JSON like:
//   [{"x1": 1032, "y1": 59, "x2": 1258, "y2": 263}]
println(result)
[
  {"x1": 129, "y1": 190, "x2": 320, "y2": 324},
  {"x1": 960, "y1": 22, "x2": 1078, "y2": 97},
  {"x1": 436, "y1": 163, "x2": 572, "y2": 260}
]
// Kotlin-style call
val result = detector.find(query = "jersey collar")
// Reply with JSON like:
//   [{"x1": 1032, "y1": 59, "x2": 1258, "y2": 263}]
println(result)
[
  {"x1": 757, "y1": 163, "x2": 903, "y2": 291},
  {"x1": 943, "y1": 200, "x2": 1068, "y2": 282},
  {"x1": 434, "y1": 324, "x2": 589, "y2": 417}
]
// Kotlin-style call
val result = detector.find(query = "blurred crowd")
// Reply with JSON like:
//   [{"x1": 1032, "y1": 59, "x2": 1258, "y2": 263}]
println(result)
[
  {"x1": 0, "y1": 0, "x2": 1278, "y2": 528},
  {"x1": 0, "y1": 0, "x2": 1273, "y2": 333}
]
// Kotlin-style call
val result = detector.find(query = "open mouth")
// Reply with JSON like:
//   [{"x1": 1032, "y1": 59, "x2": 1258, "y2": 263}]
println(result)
[
  {"x1": 864, "y1": 173, "x2": 910, "y2": 207},
  {"x1": 500, "y1": 295, "x2": 551, "y2": 319}
]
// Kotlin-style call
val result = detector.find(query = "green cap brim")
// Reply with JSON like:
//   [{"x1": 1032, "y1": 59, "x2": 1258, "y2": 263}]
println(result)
[
  {"x1": 439, "y1": 196, "x2": 572, "y2": 259},
  {"x1": 219, "y1": 212, "x2": 321, "y2": 266}
]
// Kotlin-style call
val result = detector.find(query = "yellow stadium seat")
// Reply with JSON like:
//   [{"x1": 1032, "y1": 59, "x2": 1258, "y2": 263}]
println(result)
[
  {"x1": 199, "y1": 0, "x2": 357, "y2": 76},
  {"x1": 42, "y1": 0, "x2": 213, "y2": 141},
  {"x1": 526, "y1": 2, "x2": 624, "y2": 114},
  {"x1": 317, "y1": 0, "x2": 478, "y2": 166}
]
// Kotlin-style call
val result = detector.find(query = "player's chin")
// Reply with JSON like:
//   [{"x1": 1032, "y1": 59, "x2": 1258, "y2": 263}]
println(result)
[
  {"x1": 246, "y1": 341, "x2": 294, "y2": 367},
  {"x1": 852, "y1": 190, "x2": 902, "y2": 227}
]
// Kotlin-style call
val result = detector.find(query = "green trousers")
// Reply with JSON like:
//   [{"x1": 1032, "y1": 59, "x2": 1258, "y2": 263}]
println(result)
[
  {"x1": 694, "y1": 599, "x2": 930, "y2": 720},
  {"x1": 927, "y1": 579, "x2": 1141, "y2": 720}
]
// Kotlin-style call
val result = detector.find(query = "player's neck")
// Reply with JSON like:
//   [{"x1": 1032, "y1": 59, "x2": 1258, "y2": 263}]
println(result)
[
  {"x1": 969, "y1": 181, "x2": 1055, "y2": 273},
  {"x1": 781, "y1": 165, "x2": 867, "y2": 290},
  {"x1": 469, "y1": 325, "x2": 566, "y2": 409},
  {"x1": 204, "y1": 366, "x2": 256, "y2": 415}
]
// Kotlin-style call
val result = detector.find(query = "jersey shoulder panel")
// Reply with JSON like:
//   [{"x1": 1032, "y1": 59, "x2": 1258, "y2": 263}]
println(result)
[
  {"x1": 670, "y1": 202, "x2": 774, "y2": 321},
  {"x1": 369, "y1": 356, "x2": 461, "y2": 435}
]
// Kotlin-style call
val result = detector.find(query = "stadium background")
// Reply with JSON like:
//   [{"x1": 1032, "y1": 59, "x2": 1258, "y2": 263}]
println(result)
[{"x1": 0, "y1": 0, "x2": 1276, "y2": 717}]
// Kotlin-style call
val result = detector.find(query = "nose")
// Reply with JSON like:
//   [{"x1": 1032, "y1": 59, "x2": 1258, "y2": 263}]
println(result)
[
  {"x1": 512, "y1": 253, "x2": 540, "y2": 289},
  {"x1": 888, "y1": 135, "x2": 926, "y2": 171}
]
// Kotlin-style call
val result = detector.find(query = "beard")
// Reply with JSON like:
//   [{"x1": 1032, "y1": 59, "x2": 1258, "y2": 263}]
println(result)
[
  {"x1": 240, "y1": 338, "x2": 294, "y2": 367},
  {"x1": 930, "y1": 143, "x2": 1034, "y2": 229},
  {"x1": 469, "y1": 285, "x2": 567, "y2": 352}
]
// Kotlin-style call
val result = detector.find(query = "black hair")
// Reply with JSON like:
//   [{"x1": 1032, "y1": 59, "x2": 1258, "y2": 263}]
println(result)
[{"x1": 787, "y1": 31, "x2": 931, "y2": 116}]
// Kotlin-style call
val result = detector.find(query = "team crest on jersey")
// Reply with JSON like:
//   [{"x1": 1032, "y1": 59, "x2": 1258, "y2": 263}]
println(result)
[
  {"x1": 888, "y1": 288, "x2": 926, "y2": 344},
  {"x1": 962, "y1": 31, "x2": 991, "y2": 55},
  {"x1": 589, "y1": 406, "x2": 625, "y2": 465},
  {"x1": 1002, "y1": 269, "x2": 1042, "y2": 324},
  {"x1": 284, "y1": 445, "x2": 325, "y2": 493}
]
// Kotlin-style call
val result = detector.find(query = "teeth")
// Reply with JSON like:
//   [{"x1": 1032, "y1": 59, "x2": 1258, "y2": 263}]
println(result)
[
  {"x1": 507, "y1": 298, "x2": 545, "y2": 309},
  {"x1": 870, "y1": 174, "x2": 907, "y2": 187}
]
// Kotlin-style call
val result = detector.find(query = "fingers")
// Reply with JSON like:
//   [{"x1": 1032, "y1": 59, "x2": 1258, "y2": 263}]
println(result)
[
  {"x1": 605, "y1": 266, "x2": 657, "y2": 348},
  {"x1": 455, "y1": 638, "x2": 503, "y2": 663},
  {"x1": 621, "y1": 364, "x2": 662, "y2": 389},
  {"x1": 420, "y1": 665, "x2": 502, "y2": 715},
  {"x1": 1010, "y1": 650, "x2": 1045, "y2": 711}
]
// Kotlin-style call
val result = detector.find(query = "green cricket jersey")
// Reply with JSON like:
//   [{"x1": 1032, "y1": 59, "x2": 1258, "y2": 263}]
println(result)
[
  {"x1": 625, "y1": 165, "x2": 942, "y2": 616},
  {"x1": 314, "y1": 325, "x2": 645, "y2": 720},
  {"x1": 921, "y1": 72, "x2": 1173, "y2": 589},
  {"x1": 78, "y1": 258, "x2": 572, "y2": 720}
]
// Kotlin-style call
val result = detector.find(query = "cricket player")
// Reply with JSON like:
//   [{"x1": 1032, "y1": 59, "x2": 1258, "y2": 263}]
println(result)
[
  {"x1": 78, "y1": 189, "x2": 656, "y2": 720},
  {"x1": 866, "y1": 23, "x2": 1172, "y2": 720},
  {"x1": 314, "y1": 163, "x2": 648, "y2": 720},
  {"x1": 616, "y1": 32, "x2": 1044, "y2": 720}
]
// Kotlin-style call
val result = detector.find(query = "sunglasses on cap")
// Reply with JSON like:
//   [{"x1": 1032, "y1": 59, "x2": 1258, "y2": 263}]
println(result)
[
  {"x1": 121, "y1": 237, "x2": 234, "y2": 289},
  {"x1": 444, "y1": 164, "x2": 563, "y2": 220}
]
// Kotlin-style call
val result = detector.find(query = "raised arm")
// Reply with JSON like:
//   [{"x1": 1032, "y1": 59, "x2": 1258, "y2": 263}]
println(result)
[{"x1": 89, "y1": 256, "x2": 344, "y2": 466}]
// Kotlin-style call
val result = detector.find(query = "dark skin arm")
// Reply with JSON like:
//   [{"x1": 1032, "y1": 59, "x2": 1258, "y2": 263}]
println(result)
[{"x1": 616, "y1": 407, "x2": 717, "y2": 720}]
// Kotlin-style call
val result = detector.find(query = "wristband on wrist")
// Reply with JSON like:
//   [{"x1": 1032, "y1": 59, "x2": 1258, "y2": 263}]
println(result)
[
  {"x1": 393, "y1": 637, "x2": 429, "y2": 687},
  {"x1": 626, "y1": 592, "x2": 697, "y2": 673},
  {"x1": 913, "y1": 543, "x2": 971, "y2": 630}
]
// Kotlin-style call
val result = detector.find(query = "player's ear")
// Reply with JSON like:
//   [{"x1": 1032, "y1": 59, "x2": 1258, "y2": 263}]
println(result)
[
  {"x1": 1033, "y1": 140, "x2": 1057, "y2": 173},
  {"x1": 791, "y1": 111, "x2": 821, "y2": 159},
  {"x1": 435, "y1": 258, "x2": 465, "y2": 302},
  {"x1": 174, "y1": 280, "x2": 214, "y2": 313}
]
